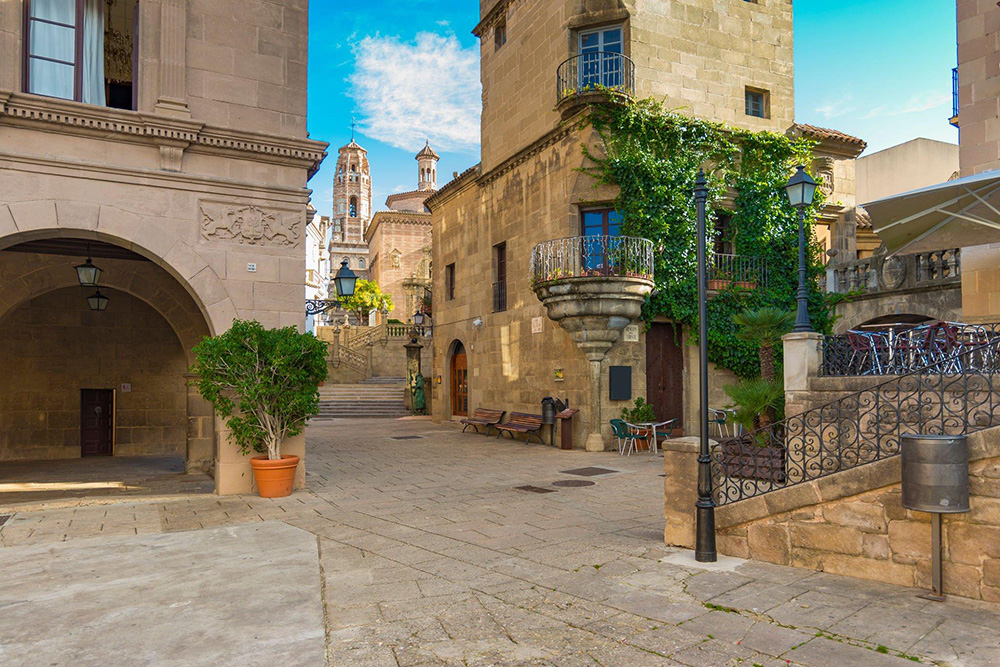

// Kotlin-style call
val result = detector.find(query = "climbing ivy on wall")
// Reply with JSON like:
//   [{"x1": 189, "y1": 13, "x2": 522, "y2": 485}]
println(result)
[{"x1": 582, "y1": 96, "x2": 831, "y2": 379}]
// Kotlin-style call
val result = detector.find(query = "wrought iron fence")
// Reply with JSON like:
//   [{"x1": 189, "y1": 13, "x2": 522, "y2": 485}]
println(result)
[
  {"x1": 708, "y1": 253, "x2": 767, "y2": 290},
  {"x1": 530, "y1": 235, "x2": 654, "y2": 284},
  {"x1": 557, "y1": 52, "x2": 635, "y2": 102},
  {"x1": 953, "y1": 66, "x2": 960, "y2": 119},
  {"x1": 711, "y1": 341, "x2": 1000, "y2": 506},
  {"x1": 821, "y1": 322, "x2": 1000, "y2": 377}
]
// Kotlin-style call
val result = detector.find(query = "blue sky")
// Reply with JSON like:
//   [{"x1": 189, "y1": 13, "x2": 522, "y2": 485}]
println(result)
[{"x1": 306, "y1": 0, "x2": 958, "y2": 217}]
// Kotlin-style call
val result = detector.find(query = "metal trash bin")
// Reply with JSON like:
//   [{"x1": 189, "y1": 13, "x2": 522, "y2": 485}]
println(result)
[{"x1": 900, "y1": 434, "x2": 971, "y2": 600}]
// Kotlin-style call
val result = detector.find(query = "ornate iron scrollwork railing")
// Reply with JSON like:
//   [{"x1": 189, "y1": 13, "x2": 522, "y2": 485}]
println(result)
[
  {"x1": 306, "y1": 299, "x2": 340, "y2": 316},
  {"x1": 708, "y1": 253, "x2": 767, "y2": 290},
  {"x1": 530, "y1": 236, "x2": 654, "y2": 284},
  {"x1": 556, "y1": 52, "x2": 635, "y2": 102},
  {"x1": 711, "y1": 340, "x2": 1000, "y2": 506}
]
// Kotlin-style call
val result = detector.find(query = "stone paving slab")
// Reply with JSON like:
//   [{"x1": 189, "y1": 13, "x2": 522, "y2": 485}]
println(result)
[
  {"x1": 3, "y1": 419, "x2": 1000, "y2": 665},
  {"x1": 0, "y1": 522, "x2": 324, "y2": 666}
]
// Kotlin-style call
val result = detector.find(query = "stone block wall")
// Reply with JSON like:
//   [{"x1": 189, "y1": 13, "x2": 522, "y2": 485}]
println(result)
[
  {"x1": 956, "y1": 0, "x2": 1000, "y2": 177},
  {"x1": 366, "y1": 213, "x2": 432, "y2": 321},
  {"x1": 664, "y1": 426, "x2": 1000, "y2": 602},
  {"x1": 0, "y1": 286, "x2": 187, "y2": 460}
]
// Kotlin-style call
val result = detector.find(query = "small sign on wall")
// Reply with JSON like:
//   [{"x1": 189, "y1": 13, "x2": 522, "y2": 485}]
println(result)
[
  {"x1": 623, "y1": 324, "x2": 639, "y2": 343},
  {"x1": 120, "y1": 383, "x2": 132, "y2": 393},
  {"x1": 609, "y1": 366, "x2": 632, "y2": 401},
  {"x1": 554, "y1": 368, "x2": 565, "y2": 382},
  {"x1": 532, "y1": 317, "x2": 544, "y2": 334},
  {"x1": 247, "y1": 263, "x2": 257, "y2": 273}
]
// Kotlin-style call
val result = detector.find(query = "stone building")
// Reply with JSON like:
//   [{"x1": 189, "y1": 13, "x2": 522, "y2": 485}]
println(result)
[
  {"x1": 330, "y1": 139, "x2": 372, "y2": 284},
  {"x1": 427, "y1": 0, "x2": 863, "y2": 449},
  {"x1": 0, "y1": 0, "x2": 326, "y2": 494},
  {"x1": 366, "y1": 142, "x2": 438, "y2": 322},
  {"x1": 305, "y1": 206, "x2": 331, "y2": 333}
]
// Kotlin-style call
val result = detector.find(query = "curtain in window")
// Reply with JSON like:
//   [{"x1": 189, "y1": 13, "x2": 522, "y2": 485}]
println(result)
[
  {"x1": 81, "y1": 0, "x2": 106, "y2": 106},
  {"x1": 28, "y1": 0, "x2": 77, "y2": 99}
]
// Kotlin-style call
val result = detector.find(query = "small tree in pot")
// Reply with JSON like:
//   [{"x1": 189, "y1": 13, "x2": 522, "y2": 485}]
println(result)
[{"x1": 191, "y1": 320, "x2": 328, "y2": 497}]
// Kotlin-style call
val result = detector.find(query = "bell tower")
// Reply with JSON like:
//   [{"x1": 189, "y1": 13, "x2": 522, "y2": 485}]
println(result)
[
  {"x1": 330, "y1": 138, "x2": 372, "y2": 286},
  {"x1": 416, "y1": 141, "x2": 440, "y2": 192}
]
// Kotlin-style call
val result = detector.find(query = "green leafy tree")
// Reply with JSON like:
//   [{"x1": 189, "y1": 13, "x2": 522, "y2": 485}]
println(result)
[
  {"x1": 732, "y1": 307, "x2": 795, "y2": 381},
  {"x1": 582, "y1": 96, "x2": 831, "y2": 378},
  {"x1": 191, "y1": 320, "x2": 328, "y2": 460},
  {"x1": 339, "y1": 279, "x2": 394, "y2": 324}
]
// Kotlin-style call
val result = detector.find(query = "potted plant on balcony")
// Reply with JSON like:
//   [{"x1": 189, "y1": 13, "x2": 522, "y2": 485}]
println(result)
[{"x1": 191, "y1": 320, "x2": 328, "y2": 498}]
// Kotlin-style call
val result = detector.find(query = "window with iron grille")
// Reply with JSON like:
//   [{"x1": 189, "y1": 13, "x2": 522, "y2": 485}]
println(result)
[
  {"x1": 446, "y1": 263, "x2": 455, "y2": 301},
  {"x1": 493, "y1": 242, "x2": 507, "y2": 312},
  {"x1": 714, "y1": 212, "x2": 735, "y2": 255}
]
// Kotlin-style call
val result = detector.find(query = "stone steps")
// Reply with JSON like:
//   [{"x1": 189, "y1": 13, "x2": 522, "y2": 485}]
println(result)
[{"x1": 315, "y1": 378, "x2": 408, "y2": 420}]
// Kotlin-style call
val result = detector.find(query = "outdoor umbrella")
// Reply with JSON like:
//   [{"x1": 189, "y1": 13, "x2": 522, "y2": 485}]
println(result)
[{"x1": 865, "y1": 169, "x2": 1000, "y2": 255}]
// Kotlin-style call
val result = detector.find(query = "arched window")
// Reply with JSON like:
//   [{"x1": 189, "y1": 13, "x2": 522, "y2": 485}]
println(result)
[
  {"x1": 350, "y1": 164, "x2": 356, "y2": 172},
  {"x1": 349, "y1": 196, "x2": 358, "y2": 217},
  {"x1": 359, "y1": 258, "x2": 366, "y2": 269},
  {"x1": 342, "y1": 256, "x2": 350, "y2": 267}
]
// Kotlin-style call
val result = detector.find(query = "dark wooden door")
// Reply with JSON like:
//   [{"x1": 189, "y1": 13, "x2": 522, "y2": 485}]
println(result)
[
  {"x1": 451, "y1": 346, "x2": 468, "y2": 417},
  {"x1": 81, "y1": 389, "x2": 114, "y2": 456},
  {"x1": 646, "y1": 323, "x2": 684, "y2": 433}
]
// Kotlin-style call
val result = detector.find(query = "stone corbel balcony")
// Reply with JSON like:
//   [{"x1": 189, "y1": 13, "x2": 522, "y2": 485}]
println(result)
[
  {"x1": 531, "y1": 235, "x2": 654, "y2": 450},
  {"x1": 555, "y1": 52, "x2": 635, "y2": 120}
]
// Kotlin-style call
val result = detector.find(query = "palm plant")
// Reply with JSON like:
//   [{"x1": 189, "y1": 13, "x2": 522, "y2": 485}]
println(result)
[
  {"x1": 732, "y1": 307, "x2": 795, "y2": 381},
  {"x1": 723, "y1": 378, "x2": 785, "y2": 435}
]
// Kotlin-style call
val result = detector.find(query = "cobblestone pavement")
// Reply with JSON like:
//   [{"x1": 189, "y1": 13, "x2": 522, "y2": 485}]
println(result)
[{"x1": 3, "y1": 419, "x2": 1000, "y2": 666}]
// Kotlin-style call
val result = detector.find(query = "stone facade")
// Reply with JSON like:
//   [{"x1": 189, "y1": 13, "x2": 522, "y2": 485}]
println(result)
[
  {"x1": 366, "y1": 145, "x2": 437, "y2": 323},
  {"x1": 0, "y1": 0, "x2": 325, "y2": 494},
  {"x1": 305, "y1": 206, "x2": 331, "y2": 332},
  {"x1": 430, "y1": 0, "x2": 863, "y2": 448},
  {"x1": 663, "y1": 426, "x2": 1000, "y2": 602}
]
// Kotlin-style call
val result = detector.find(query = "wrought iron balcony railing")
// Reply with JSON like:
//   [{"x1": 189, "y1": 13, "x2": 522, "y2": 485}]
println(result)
[
  {"x1": 829, "y1": 248, "x2": 960, "y2": 294},
  {"x1": 708, "y1": 253, "x2": 767, "y2": 290},
  {"x1": 952, "y1": 66, "x2": 960, "y2": 122},
  {"x1": 530, "y1": 235, "x2": 654, "y2": 284},
  {"x1": 557, "y1": 52, "x2": 635, "y2": 102},
  {"x1": 712, "y1": 340, "x2": 1000, "y2": 506}
]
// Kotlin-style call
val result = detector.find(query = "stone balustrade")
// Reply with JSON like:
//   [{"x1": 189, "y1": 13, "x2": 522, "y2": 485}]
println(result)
[{"x1": 828, "y1": 248, "x2": 961, "y2": 294}]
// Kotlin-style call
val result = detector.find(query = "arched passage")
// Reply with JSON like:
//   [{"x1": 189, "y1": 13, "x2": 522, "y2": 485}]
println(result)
[
  {"x1": 0, "y1": 237, "x2": 217, "y2": 497},
  {"x1": 449, "y1": 340, "x2": 468, "y2": 417}
]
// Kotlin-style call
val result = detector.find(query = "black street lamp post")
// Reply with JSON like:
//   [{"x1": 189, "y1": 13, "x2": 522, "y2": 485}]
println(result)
[
  {"x1": 694, "y1": 169, "x2": 717, "y2": 563},
  {"x1": 784, "y1": 165, "x2": 819, "y2": 333}
]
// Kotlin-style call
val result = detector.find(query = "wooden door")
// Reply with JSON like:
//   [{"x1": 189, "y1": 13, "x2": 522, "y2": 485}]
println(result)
[
  {"x1": 81, "y1": 389, "x2": 114, "y2": 456},
  {"x1": 646, "y1": 323, "x2": 684, "y2": 433},
  {"x1": 451, "y1": 346, "x2": 468, "y2": 417}
]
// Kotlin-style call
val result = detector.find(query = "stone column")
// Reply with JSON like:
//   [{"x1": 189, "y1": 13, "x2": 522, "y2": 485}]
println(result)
[
  {"x1": 782, "y1": 331, "x2": 822, "y2": 417},
  {"x1": 155, "y1": 0, "x2": 190, "y2": 118},
  {"x1": 184, "y1": 373, "x2": 215, "y2": 475},
  {"x1": 663, "y1": 437, "x2": 700, "y2": 549},
  {"x1": 585, "y1": 359, "x2": 604, "y2": 451}
]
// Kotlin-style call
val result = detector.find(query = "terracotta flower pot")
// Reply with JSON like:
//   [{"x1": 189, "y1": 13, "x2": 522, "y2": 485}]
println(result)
[{"x1": 250, "y1": 454, "x2": 300, "y2": 498}]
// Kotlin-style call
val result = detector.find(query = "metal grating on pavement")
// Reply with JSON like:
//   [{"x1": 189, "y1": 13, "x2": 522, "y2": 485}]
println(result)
[
  {"x1": 390, "y1": 436, "x2": 423, "y2": 440},
  {"x1": 559, "y1": 467, "x2": 618, "y2": 477},
  {"x1": 515, "y1": 485, "x2": 557, "y2": 494},
  {"x1": 551, "y1": 480, "x2": 595, "y2": 488}
]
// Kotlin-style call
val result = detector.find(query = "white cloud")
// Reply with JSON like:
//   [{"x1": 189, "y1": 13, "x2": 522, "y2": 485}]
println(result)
[
  {"x1": 815, "y1": 95, "x2": 857, "y2": 120},
  {"x1": 863, "y1": 92, "x2": 951, "y2": 119},
  {"x1": 349, "y1": 32, "x2": 481, "y2": 152}
]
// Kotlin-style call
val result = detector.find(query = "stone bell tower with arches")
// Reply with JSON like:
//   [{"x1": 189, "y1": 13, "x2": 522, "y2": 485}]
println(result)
[
  {"x1": 330, "y1": 138, "x2": 372, "y2": 288},
  {"x1": 416, "y1": 140, "x2": 440, "y2": 192}
]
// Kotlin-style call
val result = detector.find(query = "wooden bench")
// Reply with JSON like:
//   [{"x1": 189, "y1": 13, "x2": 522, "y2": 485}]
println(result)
[
  {"x1": 495, "y1": 412, "x2": 545, "y2": 444},
  {"x1": 461, "y1": 408, "x2": 505, "y2": 434}
]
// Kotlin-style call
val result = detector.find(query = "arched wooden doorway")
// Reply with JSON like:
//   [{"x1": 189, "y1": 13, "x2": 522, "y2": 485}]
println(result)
[{"x1": 450, "y1": 342, "x2": 468, "y2": 417}]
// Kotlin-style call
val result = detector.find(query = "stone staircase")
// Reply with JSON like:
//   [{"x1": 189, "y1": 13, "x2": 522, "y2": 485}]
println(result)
[{"x1": 313, "y1": 377, "x2": 408, "y2": 420}]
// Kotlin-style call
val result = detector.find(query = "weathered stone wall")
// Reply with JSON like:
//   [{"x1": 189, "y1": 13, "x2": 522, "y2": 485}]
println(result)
[
  {"x1": 664, "y1": 427, "x2": 1000, "y2": 602},
  {"x1": 831, "y1": 285, "x2": 963, "y2": 333},
  {"x1": 366, "y1": 213, "x2": 432, "y2": 321},
  {"x1": 369, "y1": 336, "x2": 433, "y2": 380},
  {"x1": 0, "y1": 287, "x2": 187, "y2": 461},
  {"x1": 956, "y1": 0, "x2": 1000, "y2": 177},
  {"x1": 477, "y1": 0, "x2": 793, "y2": 173}
]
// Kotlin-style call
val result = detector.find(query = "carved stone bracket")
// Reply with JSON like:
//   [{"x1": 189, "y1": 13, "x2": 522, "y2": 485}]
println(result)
[{"x1": 200, "y1": 202, "x2": 302, "y2": 246}]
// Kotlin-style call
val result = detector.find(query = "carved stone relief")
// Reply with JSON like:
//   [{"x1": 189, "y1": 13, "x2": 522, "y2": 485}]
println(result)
[
  {"x1": 816, "y1": 156, "x2": 835, "y2": 197},
  {"x1": 200, "y1": 203, "x2": 301, "y2": 246},
  {"x1": 389, "y1": 248, "x2": 402, "y2": 268}
]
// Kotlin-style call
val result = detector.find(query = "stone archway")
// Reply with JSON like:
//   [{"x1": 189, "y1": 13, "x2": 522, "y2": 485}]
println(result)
[
  {"x1": 448, "y1": 340, "x2": 468, "y2": 418},
  {"x1": 0, "y1": 240, "x2": 217, "y2": 484}
]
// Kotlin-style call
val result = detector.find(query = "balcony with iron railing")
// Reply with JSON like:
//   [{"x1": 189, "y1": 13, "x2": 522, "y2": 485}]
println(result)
[
  {"x1": 707, "y1": 253, "x2": 767, "y2": 292},
  {"x1": 530, "y1": 235, "x2": 653, "y2": 284},
  {"x1": 556, "y1": 51, "x2": 635, "y2": 118},
  {"x1": 951, "y1": 66, "x2": 960, "y2": 127}
]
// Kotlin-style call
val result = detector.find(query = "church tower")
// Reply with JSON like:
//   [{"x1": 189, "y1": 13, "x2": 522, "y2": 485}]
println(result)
[
  {"x1": 330, "y1": 139, "x2": 372, "y2": 288},
  {"x1": 416, "y1": 141, "x2": 439, "y2": 192}
]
